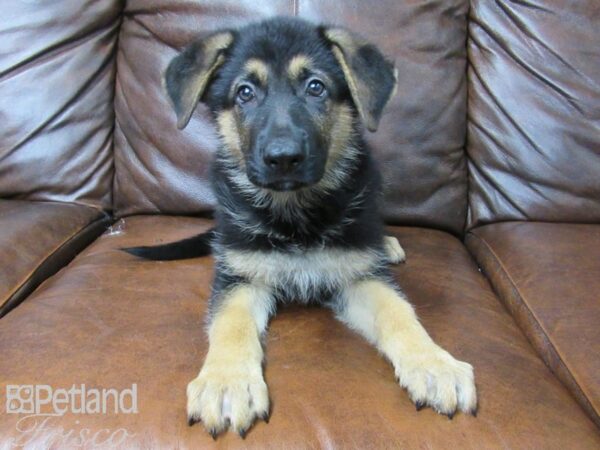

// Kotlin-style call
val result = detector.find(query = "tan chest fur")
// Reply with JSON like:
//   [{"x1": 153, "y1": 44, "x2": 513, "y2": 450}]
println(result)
[{"x1": 219, "y1": 247, "x2": 382, "y2": 300}]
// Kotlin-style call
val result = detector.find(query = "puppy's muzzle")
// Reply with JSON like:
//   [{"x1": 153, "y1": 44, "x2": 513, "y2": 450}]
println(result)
[
  {"x1": 262, "y1": 138, "x2": 306, "y2": 175},
  {"x1": 254, "y1": 128, "x2": 311, "y2": 190}
]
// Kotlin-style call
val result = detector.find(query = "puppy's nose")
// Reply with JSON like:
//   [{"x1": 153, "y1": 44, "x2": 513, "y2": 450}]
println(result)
[{"x1": 263, "y1": 139, "x2": 305, "y2": 174}]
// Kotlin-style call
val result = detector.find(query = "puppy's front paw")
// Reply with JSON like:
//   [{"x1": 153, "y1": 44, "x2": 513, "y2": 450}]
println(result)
[
  {"x1": 187, "y1": 360, "x2": 269, "y2": 438},
  {"x1": 384, "y1": 236, "x2": 406, "y2": 264},
  {"x1": 395, "y1": 349, "x2": 477, "y2": 418}
]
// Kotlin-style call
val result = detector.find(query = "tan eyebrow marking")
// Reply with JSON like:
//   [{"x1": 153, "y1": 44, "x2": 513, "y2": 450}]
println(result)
[
  {"x1": 287, "y1": 54, "x2": 313, "y2": 80},
  {"x1": 243, "y1": 58, "x2": 269, "y2": 85}
]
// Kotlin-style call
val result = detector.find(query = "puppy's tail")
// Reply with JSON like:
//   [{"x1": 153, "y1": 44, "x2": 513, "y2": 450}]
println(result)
[{"x1": 121, "y1": 228, "x2": 215, "y2": 261}]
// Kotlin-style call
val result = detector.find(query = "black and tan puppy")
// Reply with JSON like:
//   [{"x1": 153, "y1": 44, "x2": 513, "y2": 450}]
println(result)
[{"x1": 126, "y1": 17, "x2": 476, "y2": 438}]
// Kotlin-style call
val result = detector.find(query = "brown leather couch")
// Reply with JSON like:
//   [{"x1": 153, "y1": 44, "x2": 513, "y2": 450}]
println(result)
[{"x1": 1, "y1": 1, "x2": 598, "y2": 448}]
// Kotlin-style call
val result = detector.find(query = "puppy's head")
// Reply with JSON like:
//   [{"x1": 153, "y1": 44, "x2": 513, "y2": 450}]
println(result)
[{"x1": 165, "y1": 17, "x2": 396, "y2": 192}]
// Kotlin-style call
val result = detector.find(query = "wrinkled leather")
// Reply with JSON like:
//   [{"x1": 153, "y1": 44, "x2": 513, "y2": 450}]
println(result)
[
  {"x1": 466, "y1": 222, "x2": 600, "y2": 428},
  {"x1": 0, "y1": 0, "x2": 122, "y2": 210},
  {"x1": 467, "y1": 0, "x2": 600, "y2": 228},
  {"x1": 0, "y1": 216, "x2": 598, "y2": 448},
  {"x1": 0, "y1": 200, "x2": 109, "y2": 317},
  {"x1": 113, "y1": 0, "x2": 470, "y2": 234}
]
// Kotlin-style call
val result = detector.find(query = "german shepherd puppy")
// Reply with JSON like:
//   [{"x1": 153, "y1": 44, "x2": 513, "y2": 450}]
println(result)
[{"x1": 125, "y1": 17, "x2": 477, "y2": 439}]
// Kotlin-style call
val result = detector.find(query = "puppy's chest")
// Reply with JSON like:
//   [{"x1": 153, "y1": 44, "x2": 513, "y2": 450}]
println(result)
[{"x1": 219, "y1": 246, "x2": 382, "y2": 300}]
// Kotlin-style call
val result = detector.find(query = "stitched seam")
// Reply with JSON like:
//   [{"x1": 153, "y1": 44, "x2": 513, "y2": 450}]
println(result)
[
  {"x1": 467, "y1": 231, "x2": 599, "y2": 422},
  {"x1": 2, "y1": 214, "x2": 110, "y2": 306},
  {"x1": 110, "y1": 5, "x2": 126, "y2": 214},
  {"x1": 464, "y1": 0, "x2": 472, "y2": 235}
]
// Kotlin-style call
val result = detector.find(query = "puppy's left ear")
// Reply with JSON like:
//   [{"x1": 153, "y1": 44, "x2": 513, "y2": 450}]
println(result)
[
  {"x1": 323, "y1": 28, "x2": 397, "y2": 132},
  {"x1": 165, "y1": 31, "x2": 235, "y2": 129}
]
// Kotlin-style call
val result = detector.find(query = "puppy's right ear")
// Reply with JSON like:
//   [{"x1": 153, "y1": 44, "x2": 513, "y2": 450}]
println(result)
[{"x1": 165, "y1": 31, "x2": 234, "y2": 129}]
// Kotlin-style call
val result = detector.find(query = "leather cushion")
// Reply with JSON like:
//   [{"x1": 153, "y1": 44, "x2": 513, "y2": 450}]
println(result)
[
  {"x1": 0, "y1": 1, "x2": 121, "y2": 210},
  {"x1": 0, "y1": 200, "x2": 109, "y2": 317},
  {"x1": 113, "y1": 0, "x2": 470, "y2": 234},
  {"x1": 467, "y1": 0, "x2": 600, "y2": 228},
  {"x1": 466, "y1": 222, "x2": 600, "y2": 428},
  {"x1": 1, "y1": 216, "x2": 598, "y2": 447}
]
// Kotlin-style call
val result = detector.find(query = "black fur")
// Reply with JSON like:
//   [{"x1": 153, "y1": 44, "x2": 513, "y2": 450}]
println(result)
[
  {"x1": 122, "y1": 229, "x2": 215, "y2": 261},
  {"x1": 124, "y1": 16, "x2": 397, "y2": 301}
]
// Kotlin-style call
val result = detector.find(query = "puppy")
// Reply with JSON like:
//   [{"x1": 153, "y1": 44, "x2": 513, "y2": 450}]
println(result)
[{"x1": 125, "y1": 16, "x2": 476, "y2": 439}]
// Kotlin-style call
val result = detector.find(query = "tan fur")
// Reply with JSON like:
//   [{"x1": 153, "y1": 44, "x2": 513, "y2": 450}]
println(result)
[
  {"x1": 309, "y1": 102, "x2": 358, "y2": 194},
  {"x1": 323, "y1": 29, "x2": 367, "y2": 127},
  {"x1": 176, "y1": 31, "x2": 234, "y2": 129},
  {"x1": 219, "y1": 246, "x2": 382, "y2": 302},
  {"x1": 244, "y1": 58, "x2": 269, "y2": 86},
  {"x1": 324, "y1": 28, "x2": 360, "y2": 54},
  {"x1": 287, "y1": 54, "x2": 312, "y2": 80},
  {"x1": 187, "y1": 285, "x2": 273, "y2": 435},
  {"x1": 325, "y1": 28, "x2": 395, "y2": 132},
  {"x1": 384, "y1": 235, "x2": 406, "y2": 263},
  {"x1": 337, "y1": 279, "x2": 477, "y2": 415},
  {"x1": 216, "y1": 109, "x2": 244, "y2": 163},
  {"x1": 326, "y1": 102, "x2": 355, "y2": 167},
  {"x1": 209, "y1": 32, "x2": 236, "y2": 53},
  {"x1": 330, "y1": 45, "x2": 376, "y2": 131}
]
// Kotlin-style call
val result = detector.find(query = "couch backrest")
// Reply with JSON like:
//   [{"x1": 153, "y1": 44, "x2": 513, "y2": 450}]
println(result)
[
  {"x1": 0, "y1": 0, "x2": 121, "y2": 211},
  {"x1": 3, "y1": 2, "x2": 598, "y2": 234},
  {"x1": 467, "y1": 0, "x2": 600, "y2": 229},
  {"x1": 113, "y1": 0, "x2": 470, "y2": 234}
]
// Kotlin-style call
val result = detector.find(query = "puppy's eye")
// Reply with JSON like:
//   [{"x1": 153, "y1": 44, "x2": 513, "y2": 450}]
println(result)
[
  {"x1": 306, "y1": 79, "x2": 326, "y2": 97},
  {"x1": 236, "y1": 85, "x2": 255, "y2": 103}
]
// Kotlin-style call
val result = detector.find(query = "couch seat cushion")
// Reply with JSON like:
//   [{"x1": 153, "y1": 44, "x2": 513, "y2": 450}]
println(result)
[
  {"x1": 0, "y1": 200, "x2": 109, "y2": 317},
  {"x1": 467, "y1": 222, "x2": 600, "y2": 428},
  {"x1": 0, "y1": 216, "x2": 598, "y2": 448}
]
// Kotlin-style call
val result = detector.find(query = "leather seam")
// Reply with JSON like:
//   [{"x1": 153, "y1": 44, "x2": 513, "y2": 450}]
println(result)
[
  {"x1": 1, "y1": 214, "x2": 111, "y2": 311},
  {"x1": 466, "y1": 231, "x2": 599, "y2": 424}
]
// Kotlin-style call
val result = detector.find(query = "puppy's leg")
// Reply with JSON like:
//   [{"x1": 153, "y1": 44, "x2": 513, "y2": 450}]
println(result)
[
  {"x1": 384, "y1": 236, "x2": 406, "y2": 264},
  {"x1": 335, "y1": 279, "x2": 476, "y2": 417},
  {"x1": 187, "y1": 284, "x2": 274, "y2": 438}
]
